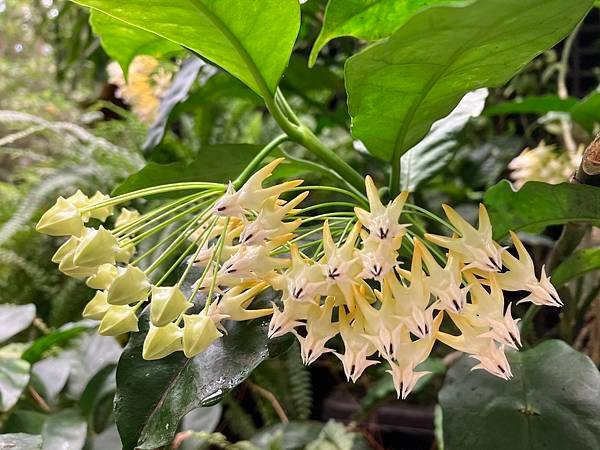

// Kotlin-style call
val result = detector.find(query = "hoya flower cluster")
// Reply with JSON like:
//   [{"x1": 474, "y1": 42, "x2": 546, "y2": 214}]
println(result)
[{"x1": 37, "y1": 159, "x2": 561, "y2": 399}]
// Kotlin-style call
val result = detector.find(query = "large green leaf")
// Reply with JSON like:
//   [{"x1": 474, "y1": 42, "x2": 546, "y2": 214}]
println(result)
[
  {"x1": 309, "y1": 0, "x2": 461, "y2": 67},
  {"x1": 0, "y1": 358, "x2": 30, "y2": 412},
  {"x1": 485, "y1": 95, "x2": 578, "y2": 116},
  {"x1": 89, "y1": 10, "x2": 181, "y2": 73},
  {"x1": 483, "y1": 180, "x2": 600, "y2": 239},
  {"x1": 41, "y1": 409, "x2": 87, "y2": 450},
  {"x1": 400, "y1": 88, "x2": 487, "y2": 191},
  {"x1": 439, "y1": 340, "x2": 600, "y2": 450},
  {"x1": 551, "y1": 248, "x2": 600, "y2": 286},
  {"x1": 570, "y1": 90, "x2": 600, "y2": 133},
  {"x1": 72, "y1": 0, "x2": 300, "y2": 97},
  {"x1": 0, "y1": 304, "x2": 36, "y2": 343},
  {"x1": 345, "y1": 0, "x2": 592, "y2": 163},
  {"x1": 112, "y1": 144, "x2": 262, "y2": 196},
  {"x1": 113, "y1": 288, "x2": 290, "y2": 450}
]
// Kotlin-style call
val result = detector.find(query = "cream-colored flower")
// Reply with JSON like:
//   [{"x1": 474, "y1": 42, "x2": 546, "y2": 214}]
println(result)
[
  {"x1": 143, "y1": 323, "x2": 183, "y2": 360},
  {"x1": 115, "y1": 208, "x2": 141, "y2": 228},
  {"x1": 426, "y1": 204, "x2": 504, "y2": 272},
  {"x1": 72, "y1": 226, "x2": 118, "y2": 267},
  {"x1": 296, "y1": 297, "x2": 338, "y2": 365},
  {"x1": 150, "y1": 286, "x2": 193, "y2": 327},
  {"x1": 86, "y1": 263, "x2": 118, "y2": 290},
  {"x1": 98, "y1": 305, "x2": 139, "y2": 336},
  {"x1": 36, "y1": 196, "x2": 85, "y2": 237},
  {"x1": 335, "y1": 307, "x2": 378, "y2": 382},
  {"x1": 182, "y1": 313, "x2": 223, "y2": 358},
  {"x1": 358, "y1": 233, "x2": 400, "y2": 281},
  {"x1": 218, "y1": 243, "x2": 288, "y2": 280},
  {"x1": 277, "y1": 245, "x2": 326, "y2": 304},
  {"x1": 216, "y1": 281, "x2": 273, "y2": 321},
  {"x1": 268, "y1": 300, "x2": 313, "y2": 339},
  {"x1": 107, "y1": 265, "x2": 151, "y2": 305},
  {"x1": 87, "y1": 191, "x2": 113, "y2": 222},
  {"x1": 213, "y1": 158, "x2": 303, "y2": 217},
  {"x1": 82, "y1": 290, "x2": 110, "y2": 320}
]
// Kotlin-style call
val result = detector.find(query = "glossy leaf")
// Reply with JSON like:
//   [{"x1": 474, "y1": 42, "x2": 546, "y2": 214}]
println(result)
[
  {"x1": 570, "y1": 90, "x2": 600, "y2": 133},
  {"x1": 345, "y1": 0, "x2": 592, "y2": 163},
  {"x1": 0, "y1": 304, "x2": 36, "y2": 343},
  {"x1": 439, "y1": 340, "x2": 600, "y2": 450},
  {"x1": 143, "y1": 57, "x2": 210, "y2": 152},
  {"x1": 179, "y1": 405, "x2": 222, "y2": 450},
  {"x1": 400, "y1": 88, "x2": 487, "y2": 191},
  {"x1": 484, "y1": 95, "x2": 578, "y2": 116},
  {"x1": 309, "y1": 0, "x2": 461, "y2": 67},
  {"x1": 73, "y1": 0, "x2": 300, "y2": 97},
  {"x1": 89, "y1": 10, "x2": 180, "y2": 73},
  {"x1": 41, "y1": 409, "x2": 87, "y2": 450},
  {"x1": 113, "y1": 144, "x2": 262, "y2": 196},
  {"x1": 113, "y1": 288, "x2": 288, "y2": 450},
  {"x1": 551, "y1": 248, "x2": 600, "y2": 286},
  {"x1": 79, "y1": 364, "x2": 116, "y2": 423},
  {"x1": 0, "y1": 434, "x2": 42, "y2": 450},
  {"x1": 483, "y1": 180, "x2": 600, "y2": 239},
  {"x1": 0, "y1": 358, "x2": 30, "y2": 412}
]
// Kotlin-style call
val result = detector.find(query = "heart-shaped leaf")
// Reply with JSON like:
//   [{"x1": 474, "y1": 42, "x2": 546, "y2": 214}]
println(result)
[
  {"x1": 0, "y1": 358, "x2": 30, "y2": 412},
  {"x1": 0, "y1": 304, "x2": 36, "y2": 343},
  {"x1": 484, "y1": 180, "x2": 600, "y2": 239},
  {"x1": 73, "y1": 0, "x2": 300, "y2": 97},
  {"x1": 345, "y1": 0, "x2": 592, "y2": 163},
  {"x1": 439, "y1": 340, "x2": 600, "y2": 450}
]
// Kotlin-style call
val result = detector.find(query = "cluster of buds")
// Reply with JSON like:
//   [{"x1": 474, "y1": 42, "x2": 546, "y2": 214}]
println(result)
[{"x1": 37, "y1": 159, "x2": 561, "y2": 399}]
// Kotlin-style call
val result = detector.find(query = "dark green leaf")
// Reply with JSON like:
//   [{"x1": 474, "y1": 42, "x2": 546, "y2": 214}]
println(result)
[
  {"x1": 89, "y1": 10, "x2": 181, "y2": 73},
  {"x1": 79, "y1": 364, "x2": 116, "y2": 424},
  {"x1": 143, "y1": 57, "x2": 209, "y2": 152},
  {"x1": 345, "y1": 0, "x2": 592, "y2": 162},
  {"x1": 3, "y1": 410, "x2": 48, "y2": 435},
  {"x1": 41, "y1": 409, "x2": 87, "y2": 450},
  {"x1": 0, "y1": 434, "x2": 42, "y2": 450},
  {"x1": 570, "y1": 91, "x2": 600, "y2": 133},
  {"x1": 112, "y1": 144, "x2": 262, "y2": 196},
  {"x1": 0, "y1": 304, "x2": 36, "y2": 343},
  {"x1": 309, "y1": 0, "x2": 462, "y2": 67},
  {"x1": 400, "y1": 88, "x2": 487, "y2": 191},
  {"x1": 484, "y1": 95, "x2": 578, "y2": 116},
  {"x1": 73, "y1": 0, "x2": 300, "y2": 96},
  {"x1": 439, "y1": 340, "x2": 600, "y2": 450},
  {"x1": 0, "y1": 358, "x2": 30, "y2": 412},
  {"x1": 484, "y1": 180, "x2": 600, "y2": 239},
  {"x1": 114, "y1": 288, "x2": 289, "y2": 450},
  {"x1": 551, "y1": 248, "x2": 600, "y2": 286},
  {"x1": 22, "y1": 325, "x2": 90, "y2": 364}
]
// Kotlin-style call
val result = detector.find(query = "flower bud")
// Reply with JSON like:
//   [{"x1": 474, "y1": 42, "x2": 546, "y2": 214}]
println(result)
[
  {"x1": 51, "y1": 236, "x2": 78, "y2": 264},
  {"x1": 66, "y1": 190, "x2": 89, "y2": 208},
  {"x1": 142, "y1": 323, "x2": 183, "y2": 360},
  {"x1": 150, "y1": 286, "x2": 193, "y2": 327},
  {"x1": 115, "y1": 208, "x2": 140, "y2": 228},
  {"x1": 88, "y1": 191, "x2": 113, "y2": 222},
  {"x1": 98, "y1": 305, "x2": 139, "y2": 336},
  {"x1": 182, "y1": 314, "x2": 222, "y2": 358},
  {"x1": 82, "y1": 290, "x2": 110, "y2": 320},
  {"x1": 36, "y1": 197, "x2": 84, "y2": 237},
  {"x1": 107, "y1": 265, "x2": 150, "y2": 305},
  {"x1": 115, "y1": 241, "x2": 135, "y2": 264},
  {"x1": 86, "y1": 264, "x2": 118, "y2": 290},
  {"x1": 58, "y1": 251, "x2": 98, "y2": 278},
  {"x1": 73, "y1": 226, "x2": 118, "y2": 267}
]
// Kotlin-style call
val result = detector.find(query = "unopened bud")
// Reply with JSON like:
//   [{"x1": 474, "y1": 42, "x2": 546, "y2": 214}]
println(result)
[
  {"x1": 150, "y1": 286, "x2": 192, "y2": 327},
  {"x1": 107, "y1": 265, "x2": 150, "y2": 305},
  {"x1": 73, "y1": 226, "x2": 118, "y2": 267},
  {"x1": 88, "y1": 191, "x2": 113, "y2": 222},
  {"x1": 86, "y1": 264, "x2": 118, "y2": 290},
  {"x1": 115, "y1": 241, "x2": 135, "y2": 264},
  {"x1": 58, "y1": 251, "x2": 97, "y2": 278},
  {"x1": 51, "y1": 236, "x2": 78, "y2": 264},
  {"x1": 82, "y1": 290, "x2": 110, "y2": 320},
  {"x1": 142, "y1": 323, "x2": 183, "y2": 360},
  {"x1": 182, "y1": 314, "x2": 222, "y2": 358},
  {"x1": 36, "y1": 197, "x2": 84, "y2": 237},
  {"x1": 98, "y1": 305, "x2": 139, "y2": 336},
  {"x1": 115, "y1": 208, "x2": 140, "y2": 228}
]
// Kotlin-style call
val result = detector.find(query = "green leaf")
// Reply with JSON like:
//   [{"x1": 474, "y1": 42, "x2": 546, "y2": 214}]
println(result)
[
  {"x1": 485, "y1": 95, "x2": 578, "y2": 116},
  {"x1": 143, "y1": 57, "x2": 208, "y2": 152},
  {"x1": 570, "y1": 90, "x2": 600, "y2": 133},
  {"x1": 0, "y1": 434, "x2": 42, "y2": 450},
  {"x1": 309, "y1": 0, "x2": 462, "y2": 67},
  {"x1": 0, "y1": 358, "x2": 30, "y2": 412},
  {"x1": 112, "y1": 144, "x2": 262, "y2": 196},
  {"x1": 22, "y1": 325, "x2": 91, "y2": 364},
  {"x1": 113, "y1": 289, "x2": 289, "y2": 450},
  {"x1": 551, "y1": 248, "x2": 600, "y2": 286},
  {"x1": 0, "y1": 304, "x2": 36, "y2": 342},
  {"x1": 345, "y1": 0, "x2": 593, "y2": 163},
  {"x1": 31, "y1": 356, "x2": 71, "y2": 403},
  {"x1": 73, "y1": 0, "x2": 300, "y2": 97},
  {"x1": 483, "y1": 180, "x2": 600, "y2": 239},
  {"x1": 89, "y1": 10, "x2": 181, "y2": 73},
  {"x1": 79, "y1": 364, "x2": 116, "y2": 425},
  {"x1": 400, "y1": 88, "x2": 487, "y2": 191},
  {"x1": 41, "y1": 409, "x2": 87, "y2": 450},
  {"x1": 439, "y1": 340, "x2": 600, "y2": 450}
]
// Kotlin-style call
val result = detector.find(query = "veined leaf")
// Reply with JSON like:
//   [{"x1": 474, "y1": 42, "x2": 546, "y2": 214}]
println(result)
[
  {"x1": 400, "y1": 88, "x2": 487, "y2": 191},
  {"x1": 73, "y1": 0, "x2": 300, "y2": 97},
  {"x1": 551, "y1": 248, "x2": 600, "y2": 286},
  {"x1": 439, "y1": 340, "x2": 600, "y2": 450},
  {"x1": 345, "y1": 0, "x2": 592, "y2": 163},
  {"x1": 570, "y1": 90, "x2": 600, "y2": 133},
  {"x1": 309, "y1": 0, "x2": 462, "y2": 67},
  {"x1": 90, "y1": 10, "x2": 181, "y2": 74},
  {"x1": 483, "y1": 180, "x2": 600, "y2": 239}
]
